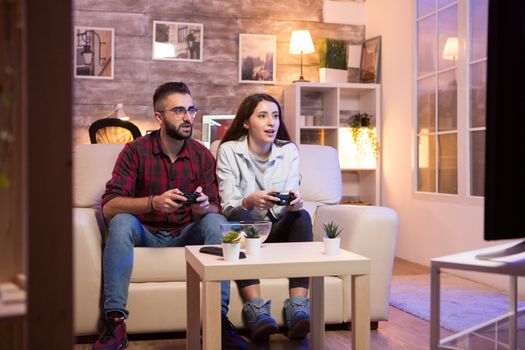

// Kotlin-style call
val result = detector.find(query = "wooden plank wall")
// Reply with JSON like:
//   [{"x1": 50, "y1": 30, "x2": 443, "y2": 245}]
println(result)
[{"x1": 73, "y1": 0, "x2": 364, "y2": 144}]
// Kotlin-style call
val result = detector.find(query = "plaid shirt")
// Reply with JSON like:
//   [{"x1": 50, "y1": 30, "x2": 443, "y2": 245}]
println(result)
[{"x1": 102, "y1": 130, "x2": 220, "y2": 236}]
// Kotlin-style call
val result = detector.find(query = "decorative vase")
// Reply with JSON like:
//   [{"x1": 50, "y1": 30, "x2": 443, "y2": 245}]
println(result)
[
  {"x1": 323, "y1": 237, "x2": 341, "y2": 256},
  {"x1": 222, "y1": 242, "x2": 241, "y2": 261},
  {"x1": 319, "y1": 68, "x2": 348, "y2": 83},
  {"x1": 244, "y1": 237, "x2": 262, "y2": 255}
]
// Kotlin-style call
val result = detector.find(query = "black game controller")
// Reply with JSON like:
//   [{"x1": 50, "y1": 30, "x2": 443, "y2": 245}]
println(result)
[
  {"x1": 269, "y1": 191, "x2": 296, "y2": 206},
  {"x1": 178, "y1": 192, "x2": 201, "y2": 204}
]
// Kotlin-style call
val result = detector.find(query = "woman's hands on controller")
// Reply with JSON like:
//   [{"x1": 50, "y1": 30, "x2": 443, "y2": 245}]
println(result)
[
  {"x1": 286, "y1": 192, "x2": 303, "y2": 211},
  {"x1": 242, "y1": 189, "x2": 280, "y2": 211}
]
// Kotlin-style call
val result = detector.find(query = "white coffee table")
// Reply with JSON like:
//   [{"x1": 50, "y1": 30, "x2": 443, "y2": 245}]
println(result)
[{"x1": 185, "y1": 241, "x2": 371, "y2": 350}]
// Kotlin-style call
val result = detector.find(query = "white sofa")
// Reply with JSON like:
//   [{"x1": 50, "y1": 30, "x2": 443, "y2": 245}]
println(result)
[{"x1": 73, "y1": 143, "x2": 398, "y2": 335}]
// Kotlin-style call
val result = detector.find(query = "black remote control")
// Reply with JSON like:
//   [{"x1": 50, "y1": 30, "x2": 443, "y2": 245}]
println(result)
[{"x1": 199, "y1": 246, "x2": 246, "y2": 259}]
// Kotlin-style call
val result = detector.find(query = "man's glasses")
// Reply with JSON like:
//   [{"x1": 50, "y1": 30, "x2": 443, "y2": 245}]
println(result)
[{"x1": 158, "y1": 106, "x2": 198, "y2": 118}]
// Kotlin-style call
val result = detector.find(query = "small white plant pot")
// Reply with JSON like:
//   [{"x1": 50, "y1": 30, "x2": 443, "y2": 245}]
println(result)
[
  {"x1": 244, "y1": 237, "x2": 261, "y2": 255},
  {"x1": 323, "y1": 237, "x2": 341, "y2": 256},
  {"x1": 319, "y1": 68, "x2": 348, "y2": 83},
  {"x1": 222, "y1": 243, "x2": 240, "y2": 261}
]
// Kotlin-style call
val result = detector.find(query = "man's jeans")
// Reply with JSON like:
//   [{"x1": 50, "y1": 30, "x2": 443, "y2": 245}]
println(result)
[{"x1": 103, "y1": 212, "x2": 229, "y2": 318}]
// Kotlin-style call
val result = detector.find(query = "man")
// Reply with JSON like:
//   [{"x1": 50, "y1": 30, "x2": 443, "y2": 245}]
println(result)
[
  {"x1": 93, "y1": 82, "x2": 247, "y2": 350},
  {"x1": 186, "y1": 30, "x2": 196, "y2": 59}
]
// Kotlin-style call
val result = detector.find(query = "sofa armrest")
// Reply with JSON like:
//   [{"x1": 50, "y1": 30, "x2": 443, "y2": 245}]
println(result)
[
  {"x1": 74, "y1": 207, "x2": 104, "y2": 334},
  {"x1": 313, "y1": 204, "x2": 398, "y2": 320}
]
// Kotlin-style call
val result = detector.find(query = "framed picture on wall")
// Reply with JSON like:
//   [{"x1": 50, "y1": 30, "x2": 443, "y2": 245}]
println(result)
[
  {"x1": 239, "y1": 34, "x2": 276, "y2": 84},
  {"x1": 153, "y1": 21, "x2": 203, "y2": 62},
  {"x1": 74, "y1": 26, "x2": 114, "y2": 79},
  {"x1": 359, "y1": 36, "x2": 381, "y2": 83}
]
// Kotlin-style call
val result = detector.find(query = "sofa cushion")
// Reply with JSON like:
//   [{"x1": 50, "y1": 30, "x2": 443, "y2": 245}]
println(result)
[
  {"x1": 298, "y1": 144, "x2": 342, "y2": 204},
  {"x1": 74, "y1": 144, "x2": 124, "y2": 208},
  {"x1": 131, "y1": 247, "x2": 187, "y2": 282}
]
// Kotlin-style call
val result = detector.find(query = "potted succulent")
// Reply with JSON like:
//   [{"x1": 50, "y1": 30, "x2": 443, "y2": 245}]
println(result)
[
  {"x1": 244, "y1": 225, "x2": 262, "y2": 255},
  {"x1": 322, "y1": 221, "x2": 343, "y2": 255},
  {"x1": 222, "y1": 230, "x2": 242, "y2": 261},
  {"x1": 318, "y1": 38, "x2": 348, "y2": 83}
]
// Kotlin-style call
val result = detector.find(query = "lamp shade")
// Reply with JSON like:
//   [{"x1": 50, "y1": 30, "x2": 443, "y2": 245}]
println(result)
[
  {"x1": 105, "y1": 103, "x2": 130, "y2": 121},
  {"x1": 442, "y1": 37, "x2": 458, "y2": 60},
  {"x1": 289, "y1": 30, "x2": 315, "y2": 54}
]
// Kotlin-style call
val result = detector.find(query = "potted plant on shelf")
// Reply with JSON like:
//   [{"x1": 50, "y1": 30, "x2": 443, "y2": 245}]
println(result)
[
  {"x1": 222, "y1": 230, "x2": 242, "y2": 261},
  {"x1": 244, "y1": 226, "x2": 262, "y2": 255},
  {"x1": 322, "y1": 221, "x2": 343, "y2": 255},
  {"x1": 318, "y1": 38, "x2": 348, "y2": 83},
  {"x1": 351, "y1": 112, "x2": 379, "y2": 160}
]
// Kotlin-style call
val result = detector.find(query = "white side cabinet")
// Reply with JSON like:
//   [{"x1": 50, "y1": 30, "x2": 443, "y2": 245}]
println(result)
[{"x1": 283, "y1": 82, "x2": 381, "y2": 205}]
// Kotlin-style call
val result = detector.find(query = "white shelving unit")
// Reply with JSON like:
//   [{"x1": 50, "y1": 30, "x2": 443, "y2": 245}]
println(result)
[{"x1": 283, "y1": 82, "x2": 381, "y2": 205}]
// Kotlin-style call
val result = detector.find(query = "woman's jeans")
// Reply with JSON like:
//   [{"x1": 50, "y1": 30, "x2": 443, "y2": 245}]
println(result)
[
  {"x1": 228, "y1": 209, "x2": 313, "y2": 291},
  {"x1": 103, "y1": 212, "x2": 230, "y2": 318}
]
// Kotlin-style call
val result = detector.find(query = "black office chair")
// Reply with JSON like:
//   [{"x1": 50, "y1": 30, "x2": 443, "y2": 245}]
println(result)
[{"x1": 88, "y1": 118, "x2": 142, "y2": 144}]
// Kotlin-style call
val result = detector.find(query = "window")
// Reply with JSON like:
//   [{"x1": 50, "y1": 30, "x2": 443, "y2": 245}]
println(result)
[
  {"x1": 415, "y1": 0, "x2": 488, "y2": 197},
  {"x1": 468, "y1": 0, "x2": 488, "y2": 196}
]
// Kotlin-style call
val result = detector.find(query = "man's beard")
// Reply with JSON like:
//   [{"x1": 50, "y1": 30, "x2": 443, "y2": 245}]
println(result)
[{"x1": 165, "y1": 120, "x2": 192, "y2": 140}]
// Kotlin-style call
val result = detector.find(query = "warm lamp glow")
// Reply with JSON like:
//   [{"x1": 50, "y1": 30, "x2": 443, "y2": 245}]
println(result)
[
  {"x1": 105, "y1": 103, "x2": 131, "y2": 121},
  {"x1": 289, "y1": 30, "x2": 315, "y2": 54},
  {"x1": 442, "y1": 37, "x2": 458, "y2": 60},
  {"x1": 338, "y1": 128, "x2": 378, "y2": 169},
  {"x1": 289, "y1": 30, "x2": 315, "y2": 82}
]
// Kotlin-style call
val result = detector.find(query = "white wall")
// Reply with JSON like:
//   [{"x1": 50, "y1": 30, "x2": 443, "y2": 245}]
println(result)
[{"x1": 365, "y1": 0, "x2": 524, "y2": 294}]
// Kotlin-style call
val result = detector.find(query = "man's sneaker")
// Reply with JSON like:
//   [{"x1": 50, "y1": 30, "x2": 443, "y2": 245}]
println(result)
[
  {"x1": 221, "y1": 316, "x2": 248, "y2": 350},
  {"x1": 92, "y1": 313, "x2": 128, "y2": 350},
  {"x1": 242, "y1": 298, "x2": 278, "y2": 342},
  {"x1": 284, "y1": 297, "x2": 310, "y2": 339}
]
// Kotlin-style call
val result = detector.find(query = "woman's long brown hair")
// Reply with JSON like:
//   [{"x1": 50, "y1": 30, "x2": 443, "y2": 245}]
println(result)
[{"x1": 219, "y1": 93, "x2": 291, "y2": 146}]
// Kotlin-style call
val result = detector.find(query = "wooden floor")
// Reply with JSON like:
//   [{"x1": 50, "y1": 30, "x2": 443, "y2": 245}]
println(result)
[{"x1": 76, "y1": 258, "x2": 452, "y2": 349}]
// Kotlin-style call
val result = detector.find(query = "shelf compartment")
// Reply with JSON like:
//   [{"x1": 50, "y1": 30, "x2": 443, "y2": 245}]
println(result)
[
  {"x1": 300, "y1": 128, "x2": 337, "y2": 149},
  {"x1": 300, "y1": 87, "x2": 339, "y2": 127}
]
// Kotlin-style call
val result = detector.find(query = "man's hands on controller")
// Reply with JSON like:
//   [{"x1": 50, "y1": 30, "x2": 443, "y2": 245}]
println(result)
[
  {"x1": 151, "y1": 186, "x2": 210, "y2": 214},
  {"x1": 188, "y1": 186, "x2": 211, "y2": 215}
]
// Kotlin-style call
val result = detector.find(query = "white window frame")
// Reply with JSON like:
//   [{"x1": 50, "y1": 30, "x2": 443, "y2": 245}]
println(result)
[{"x1": 413, "y1": 0, "x2": 484, "y2": 206}]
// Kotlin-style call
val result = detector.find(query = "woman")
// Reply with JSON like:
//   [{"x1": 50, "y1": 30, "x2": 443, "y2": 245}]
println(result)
[{"x1": 216, "y1": 93, "x2": 313, "y2": 342}]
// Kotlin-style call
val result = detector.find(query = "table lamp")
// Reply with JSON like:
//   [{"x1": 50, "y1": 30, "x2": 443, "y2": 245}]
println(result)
[
  {"x1": 442, "y1": 37, "x2": 458, "y2": 61},
  {"x1": 289, "y1": 30, "x2": 315, "y2": 82},
  {"x1": 105, "y1": 103, "x2": 130, "y2": 121}
]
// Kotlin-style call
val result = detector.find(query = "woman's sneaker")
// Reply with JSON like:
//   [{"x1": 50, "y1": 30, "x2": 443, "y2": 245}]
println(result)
[
  {"x1": 92, "y1": 312, "x2": 128, "y2": 350},
  {"x1": 242, "y1": 298, "x2": 278, "y2": 341},
  {"x1": 284, "y1": 297, "x2": 310, "y2": 339}
]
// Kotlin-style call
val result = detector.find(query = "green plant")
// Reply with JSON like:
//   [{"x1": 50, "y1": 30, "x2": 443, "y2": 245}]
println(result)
[
  {"x1": 350, "y1": 113, "x2": 379, "y2": 159},
  {"x1": 351, "y1": 113, "x2": 371, "y2": 128},
  {"x1": 223, "y1": 230, "x2": 242, "y2": 244},
  {"x1": 244, "y1": 226, "x2": 261, "y2": 239},
  {"x1": 318, "y1": 38, "x2": 348, "y2": 70},
  {"x1": 351, "y1": 112, "x2": 371, "y2": 144},
  {"x1": 323, "y1": 221, "x2": 343, "y2": 239}
]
